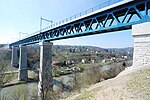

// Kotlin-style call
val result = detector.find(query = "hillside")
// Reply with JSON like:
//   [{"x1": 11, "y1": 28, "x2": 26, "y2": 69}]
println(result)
[
  {"x1": 23, "y1": 45, "x2": 134, "y2": 70},
  {"x1": 66, "y1": 65, "x2": 150, "y2": 100},
  {"x1": 0, "y1": 45, "x2": 135, "y2": 100},
  {"x1": 52, "y1": 45, "x2": 133, "y2": 54}
]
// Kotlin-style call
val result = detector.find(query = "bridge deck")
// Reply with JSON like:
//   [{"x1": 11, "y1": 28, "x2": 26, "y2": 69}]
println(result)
[
  {"x1": 9, "y1": 0, "x2": 150, "y2": 47},
  {"x1": 54, "y1": 0, "x2": 133, "y2": 29},
  {"x1": 24, "y1": 0, "x2": 125, "y2": 38}
]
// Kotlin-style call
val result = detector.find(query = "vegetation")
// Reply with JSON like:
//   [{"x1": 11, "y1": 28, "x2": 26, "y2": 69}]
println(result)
[
  {"x1": 0, "y1": 44, "x2": 133, "y2": 100},
  {"x1": 0, "y1": 59, "x2": 14, "y2": 100},
  {"x1": 0, "y1": 59, "x2": 13, "y2": 91},
  {"x1": 126, "y1": 68, "x2": 150, "y2": 99},
  {"x1": 70, "y1": 65, "x2": 150, "y2": 100},
  {"x1": 26, "y1": 45, "x2": 133, "y2": 70},
  {"x1": 68, "y1": 62, "x2": 128, "y2": 93}
]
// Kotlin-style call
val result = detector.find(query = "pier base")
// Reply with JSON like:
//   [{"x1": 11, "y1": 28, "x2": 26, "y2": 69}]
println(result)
[
  {"x1": 132, "y1": 22, "x2": 150, "y2": 66},
  {"x1": 18, "y1": 45, "x2": 28, "y2": 81},
  {"x1": 11, "y1": 47, "x2": 19, "y2": 68},
  {"x1": 38, "y1": 41, "x2": 53, "y2": 97}
]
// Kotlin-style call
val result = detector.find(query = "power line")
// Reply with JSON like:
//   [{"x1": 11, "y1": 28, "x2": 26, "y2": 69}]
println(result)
[{"x1": 40, "y1": 17, "x2": 53, "y2": 33}]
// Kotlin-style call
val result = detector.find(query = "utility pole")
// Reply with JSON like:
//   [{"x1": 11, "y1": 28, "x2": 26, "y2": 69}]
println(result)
[
  {"x1": 40, "y1": 17, "x2": 53, "y2": 33},
  {"x1": 19, "y1": 32, "x2": 28, "y2": 40}
]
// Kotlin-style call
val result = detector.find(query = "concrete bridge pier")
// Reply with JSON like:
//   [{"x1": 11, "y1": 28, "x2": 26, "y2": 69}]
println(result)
[
  {"x1": 132, "y1": 22, "x2": 150, "y2": 67},
  {"x1": 18, "y1": 45, "x2": 28, "y2": 81},
  {"x1": 38, "y1": 41, "x2": 53, "y2": 96},
  {"x1": 11, "y1": 46, "x2": 19, "y2": 68}
]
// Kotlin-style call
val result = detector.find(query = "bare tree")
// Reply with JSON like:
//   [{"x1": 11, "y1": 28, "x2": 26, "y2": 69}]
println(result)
[
  {"x1": 0, "y1": 55, "x2": 14, "y2": 89},
  {"x1": 0, "y1": 57, "x2": 14, "y2": 100}
]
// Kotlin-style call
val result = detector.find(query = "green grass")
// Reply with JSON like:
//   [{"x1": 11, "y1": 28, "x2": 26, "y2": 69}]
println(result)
[
  {"x1": 75, "y1": 90, "x2": 95, "y2": 100},
  {"x1": 126, "y1": 68, "x2": 150, "y2": 97},
  {"x1": 75, "y1": 85, "x2": 102, "y2": 100},
  {"x1": 119, "y1": 95, "x2": 123, "y2": 100}
]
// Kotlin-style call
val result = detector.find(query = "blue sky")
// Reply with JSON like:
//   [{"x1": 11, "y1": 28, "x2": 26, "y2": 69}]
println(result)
[{"x1": 0, "y1": 0, "x2": 133, "y2": 48}]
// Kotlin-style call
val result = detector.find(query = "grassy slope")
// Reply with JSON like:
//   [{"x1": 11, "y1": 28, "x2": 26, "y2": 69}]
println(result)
[{"x1": 66, "y1": 65, "x2": 150, "y2": 100}]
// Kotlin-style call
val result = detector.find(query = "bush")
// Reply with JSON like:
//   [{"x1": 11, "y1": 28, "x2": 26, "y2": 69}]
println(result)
[
  {"x1": 69, "y1": 62, "x2": 127, "y2": 92},
  {"x1": 0, "y1": 59, "x2": 13, "y2": 91}
]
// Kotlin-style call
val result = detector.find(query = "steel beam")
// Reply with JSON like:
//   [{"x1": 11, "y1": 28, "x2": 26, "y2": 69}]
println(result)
[{"x1": 9, "y1": 0, "x2": 150, "y2": 47}]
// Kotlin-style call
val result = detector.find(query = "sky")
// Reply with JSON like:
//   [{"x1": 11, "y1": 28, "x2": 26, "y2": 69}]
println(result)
[{"x1": 0, "y1": 0, "x2": 134, "y2": 48}]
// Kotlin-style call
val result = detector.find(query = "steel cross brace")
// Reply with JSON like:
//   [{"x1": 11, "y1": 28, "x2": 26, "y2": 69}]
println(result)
[{"x1": 10, "y1": 0, "x2": 150, "y2": 47}]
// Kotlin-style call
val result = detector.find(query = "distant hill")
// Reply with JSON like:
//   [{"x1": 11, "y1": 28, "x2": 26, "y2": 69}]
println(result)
[
  {"x1": 53, "y1": 45, "x2": 106, "y2": 53},
  {"x1": 0, "y1": 44, "x2": 133, "y2": 70},
  {"x1": 53, "y1": 45, "x2": 133, "y2": 54},
  {"x1": 24, "y1": 45, "x2": 133, "y2": 69},
  {"x1": 105, "y1": 47, "x2": 133, "y2": 54},
  {"x1": 0, "y1": 44, "x2": 8, "y2": 48},
  {"x1": 1, "y1": 44, "x2": 133, "y2": 59},
  {"x1": 28, "y1": 44, "x2": 133, "y2": 56}
]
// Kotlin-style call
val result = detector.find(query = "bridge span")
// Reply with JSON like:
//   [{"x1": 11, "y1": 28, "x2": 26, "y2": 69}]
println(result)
[
  {"x1": 10, "y1": 0, "x2": 150, "y2": 47},
  {"x1": 9, "y1": 0, "x2": 150, "y2": 96}
]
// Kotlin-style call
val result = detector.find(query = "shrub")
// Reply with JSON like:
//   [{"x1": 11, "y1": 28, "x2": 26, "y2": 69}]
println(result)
[
  {"x1": 69, "y1": 62, "x2": 127, "y2": 92},
  {"x1": 0, "y1": 58, "x2": 13, "y2": 91}
]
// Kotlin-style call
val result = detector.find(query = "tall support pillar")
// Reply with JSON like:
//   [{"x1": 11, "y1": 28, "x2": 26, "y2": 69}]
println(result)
[
  {"x1": 11, "y1": 46, "x2": 19, "y2": 68},
  {"x1": 132, "y1": 22, "x2": 150, "y2": 67},
  {"x1": 38, "y1": 41, "x2": 53, "y2": 97},
  {"x1": 18, "y1": 45, "x2": 28, "y2": 81}
]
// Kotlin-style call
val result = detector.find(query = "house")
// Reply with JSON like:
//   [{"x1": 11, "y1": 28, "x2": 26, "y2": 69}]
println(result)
[
  {"x1": 65, "y1": 59, "x2": 76, "y2": 65},
  {"x1": 81, "y1": 59, "x2": 87, "y2": 64},
  {"x1": 52, "y1": 61, "x2": 63, "y2": 67},
  {"x1": 122, "y1": 55, "x2": 128, "y2": 60},
  {"x1": 91, "y1": 59, "x2": 95, "y2": 63}
]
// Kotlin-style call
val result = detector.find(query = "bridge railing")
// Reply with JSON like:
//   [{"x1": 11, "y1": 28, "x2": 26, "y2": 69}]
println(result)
[{"x1": 25, "y1": 0, "x2": 122, "y2": 39}]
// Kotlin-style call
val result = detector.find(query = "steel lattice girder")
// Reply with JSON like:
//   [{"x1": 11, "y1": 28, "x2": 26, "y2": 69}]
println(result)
[{"x1": 10, "y1": 0, "x2": 150, "y2": 47}]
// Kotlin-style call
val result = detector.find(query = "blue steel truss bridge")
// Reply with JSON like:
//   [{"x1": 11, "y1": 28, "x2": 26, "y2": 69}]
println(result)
[{"x1": 9, "y1": 0, "x2": 150, "y2": 47}]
